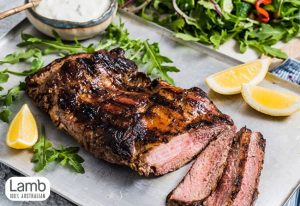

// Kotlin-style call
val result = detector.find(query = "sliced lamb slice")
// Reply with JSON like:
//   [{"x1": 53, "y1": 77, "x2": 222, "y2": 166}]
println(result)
[
  {"x1": 203, "y1": 127, "x2": 252, "y2": 206},
  {"x1": 231, "y1": 130, "x2": 265, "y2": 206},
  {"x1": 166, "y1": 126, "x2": 236, "y2": 206},
  {"x1": 204, "y1": 127, "x2": 266, "y2": 206},
  {"x1": 136, "y1": 123, "x2": 231, "y2": 176}
]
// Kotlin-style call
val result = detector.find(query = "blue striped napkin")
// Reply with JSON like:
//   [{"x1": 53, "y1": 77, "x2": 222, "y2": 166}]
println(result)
[
  {"x1": 271, "y1": 58, "x2": 300, "y2": 85},
  {"x1": 272, "y1": 58, "x2": 300, "y2": 206},
  {"x1": 285, "y1": 190, "x2": 300, "y2": 206}
]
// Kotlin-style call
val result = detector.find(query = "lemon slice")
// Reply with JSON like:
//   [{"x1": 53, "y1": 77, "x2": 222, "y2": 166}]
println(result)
[
  {"x1": 6, "y1": 104, "x2": 38, "y2": 149},
  {"x1": 242, "y1": 84, "x2": 300, "y2": 116},
  {"x1": 206, "y1": 58, "x2": 271, "y2": 95}
]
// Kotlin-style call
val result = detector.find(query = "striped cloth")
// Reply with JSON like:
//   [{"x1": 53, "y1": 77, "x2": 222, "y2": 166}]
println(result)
[
  {"x1": 272, "y1": 58, "x2": 300, "y2": 85},
  {"x1": 284, "y1": 190, "x2": 300, "y2": 206},
  {"x1": 272, "y1": 58, "x2": 300, "y2": 206}
]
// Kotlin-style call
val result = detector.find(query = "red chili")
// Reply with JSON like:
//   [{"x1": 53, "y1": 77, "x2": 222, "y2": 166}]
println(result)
[{"x1": 255, "y1": 0, "x2": 272, "y2": 23}]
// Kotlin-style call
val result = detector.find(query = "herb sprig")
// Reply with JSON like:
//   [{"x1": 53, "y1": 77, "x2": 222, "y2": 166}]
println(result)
[
  {"x1": 18, "y1": 33, "x2": 96, "y2": 55},
  {"x1": 0, "y1": 48, "x2": 44, "y2": 122},
  {"x1": 32, "y1": 126, "x2": 85, "y2": 173},
  {"x1": 99, "y1": 21, "x2": 180, "y2": 84},
  {"x1": 120, "y1": 0, "x2": 300, "y2": 59},
  {"x1": 0, "y1": 82, "x2": 26, "y2": 122},
  {"x1": 0, "y1": 48, "x2": 44, "y2": 76}
]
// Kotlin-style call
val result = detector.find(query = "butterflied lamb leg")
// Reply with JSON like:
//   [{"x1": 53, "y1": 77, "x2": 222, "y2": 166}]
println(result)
[{"x1": 25, "y1": 48, "x2": 234, "y2": 176}]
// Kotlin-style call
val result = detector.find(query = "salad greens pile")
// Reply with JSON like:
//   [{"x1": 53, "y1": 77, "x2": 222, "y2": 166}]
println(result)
[
  {"x1": 120, "y1": 0, "x2": 300, "y2": 59},
  {"x1": 0, "y1": 21, "x2": 179, "y2": 123}
]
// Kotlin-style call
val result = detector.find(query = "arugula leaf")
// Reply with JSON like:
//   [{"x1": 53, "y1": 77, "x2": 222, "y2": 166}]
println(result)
[
  {"x1": 0, "y1": 73, "x2": 9, "y2": 91},
  {"x1": 18, "y1": 33, "x2": 96, "y2": 55},
  {"x1": 0, "y1": 109, "x2": 11, "y2": 123},
  {"x1": 260, "y1": 45, "x2": 288, "y2": 59},
  {"x1": 221, "y1": 0, "x2": 234, "y2": 13},
  {"x1": 247, "y1": 24, "x2": 285, "y2": 43},
  {"x1": 247, "y1": 41, "x2": 288, "y2": 59},
  {"x1": 0, "y1": 82, "x2": 26, "y2": 122},
  {"x1": 2, "y1": 82, "x2": 26, "y2": 106},
  {"x1": 144, "y1": 41, "x2": 179, "y2": 85},
  {"x1": 0, "y1": 49, "x2": 42, "y2": 122},
  {"x1": 0, "y1": 49, "x2": 39, "y2": 65},
  {"x1": 31, "y1": 126, "x2": 53, "y2": 172},
  {"x1": 3, "y1": 59, "x2": 44, "y2": 76},
  {"x1": 98, "y1": 21, "x2": 180, "y2": 84},
  {"x1": 0, "y1": 82, "x2": 26, "y2": 106},
  {"x1": 0, "y1": 73, "x2": 9, "y2": 83},
  {"x1": 31, "y1": 126, "x2": 85, "y2": 173},
  {"x1": 235, "y1": 2, "x2": 252, "y2": 18},
  {"x1": 55, "y1": 147, "x2": 85, "y2": 173},
  {"x1": 0, "y1": 48, "x2": 44, "y2": 76}
]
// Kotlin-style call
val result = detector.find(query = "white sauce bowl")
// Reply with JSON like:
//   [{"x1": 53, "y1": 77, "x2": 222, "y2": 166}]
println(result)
[{"x1": 25, "y1": 0, "x2": 117, "y2": 40}]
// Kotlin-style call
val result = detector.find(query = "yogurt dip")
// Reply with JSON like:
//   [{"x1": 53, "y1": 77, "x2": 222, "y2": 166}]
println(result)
[{"x1": 34, "y1": 0, "x2": 111, "y2": 22}]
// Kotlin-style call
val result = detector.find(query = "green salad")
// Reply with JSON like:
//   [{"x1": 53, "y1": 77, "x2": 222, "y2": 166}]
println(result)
[{"x1": 120, "y1": 0, "x2": 300, "y2": 59}]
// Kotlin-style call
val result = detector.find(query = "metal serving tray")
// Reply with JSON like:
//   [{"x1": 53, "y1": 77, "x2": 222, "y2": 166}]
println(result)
[{"x1": 0, "y1": 12, "x2": 300, "y2": 206}]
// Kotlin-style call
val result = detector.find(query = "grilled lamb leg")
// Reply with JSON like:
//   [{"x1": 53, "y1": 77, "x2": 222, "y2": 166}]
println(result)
[
  {"x1": 25, "y1": 48, "x2": 234, "y2": 176},
  {"x1": 166, "y1": 126, "x2": 236, "y2": 206}
]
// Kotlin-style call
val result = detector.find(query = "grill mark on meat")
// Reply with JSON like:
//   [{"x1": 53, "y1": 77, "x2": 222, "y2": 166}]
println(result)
[
  {"x1": 231, "y1": 131, "x2": 265, "y2": 206},
  {"x1": 25, "y1": 49, "x2": 234, "y2": 176},
  {"x1": 230, "y1": 128, "x2": 252, "y2": 202},
  {"x1": 166, "y1": 126, "x2": 236, "y2": 206},
  {"x1": 76, "y1": 57, "x2": 97, "y2": 75},
  {"x1": 203, "y1": 127, "x2": 252, "y2": 206}
]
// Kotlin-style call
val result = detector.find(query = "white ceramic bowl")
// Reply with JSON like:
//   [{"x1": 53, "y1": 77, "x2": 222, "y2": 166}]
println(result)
[{"x1": 25, "y1": 0, "x2": 117, "y2": 40}]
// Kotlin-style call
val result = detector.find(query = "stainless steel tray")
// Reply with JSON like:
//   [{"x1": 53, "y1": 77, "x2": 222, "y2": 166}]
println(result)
[{"x1": 0, "y1": 12, "x2": 300, "y2": 206}]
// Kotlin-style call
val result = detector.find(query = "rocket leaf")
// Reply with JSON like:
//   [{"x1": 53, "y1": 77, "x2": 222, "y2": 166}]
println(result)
[{"x1": 31, "y1": 126, "x2": 85, "y2": 173}]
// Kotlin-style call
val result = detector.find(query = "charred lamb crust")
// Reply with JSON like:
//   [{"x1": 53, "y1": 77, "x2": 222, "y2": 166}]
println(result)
[
  {"x1": 229, "y1": 127, "x2": 253, "y2": 202},
  {"x1": 26, "y1": 48, "x2": 234, "y2": 176},
  {"x1": 253, "y1": 134, "x2": 266, "y2": 197}
]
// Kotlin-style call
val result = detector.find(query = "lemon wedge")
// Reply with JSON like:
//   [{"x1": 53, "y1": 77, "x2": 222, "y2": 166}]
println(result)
[
  {"x1": 206, "y1": 58, "x2": 271, "y2": 95},
  {"x1": 242, "y1": 84, "x2": 300, "y2": 116},
  {"x1": 6, "y1": 104, "x2": 38, "y2": 149}
]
